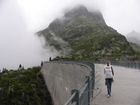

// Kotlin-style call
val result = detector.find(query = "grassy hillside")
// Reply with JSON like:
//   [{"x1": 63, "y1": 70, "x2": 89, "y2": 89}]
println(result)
[
  {"x1": 0, "y1": 67, "x2": 53, "y2": 105},
  {"x1": 129, "y1": 42, "x2": 140, "y2": 53},
  {"x1": 61, "y1": 33, "x2": 140, "y2": 62}
]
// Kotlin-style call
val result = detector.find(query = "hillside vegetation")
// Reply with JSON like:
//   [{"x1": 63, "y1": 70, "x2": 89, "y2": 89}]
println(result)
[
  {"x1": 0, "y1": 67, "x2": 53, "y2": 105},
  {"x1": 129, "y1": 42, "x2": 140, "y2": 53}
]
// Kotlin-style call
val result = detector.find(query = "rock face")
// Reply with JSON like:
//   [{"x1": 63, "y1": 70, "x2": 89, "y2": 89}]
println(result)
[{"x1": 38, "y1": 5, "x2": 139, "y2": 61}]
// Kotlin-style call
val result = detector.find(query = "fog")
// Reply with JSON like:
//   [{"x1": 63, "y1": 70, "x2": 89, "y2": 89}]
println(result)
[
  {"x1": 17, "y1": 0, "x2": 140, "y2": 35},
  {"x1": 0, "y1": 0, "x2": 58, "y2": 70},
  {"x1": 0, "y1": 0, "x2": 140, "y2": 69}
]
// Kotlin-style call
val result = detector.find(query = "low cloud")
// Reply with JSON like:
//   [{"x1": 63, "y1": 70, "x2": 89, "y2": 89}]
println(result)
[
  {"x1": 17, "y1": 0, "x2": 140, "y2": 35},
  {"x1": 0, "y1": 0, "x2": 58, "y2": 70}
]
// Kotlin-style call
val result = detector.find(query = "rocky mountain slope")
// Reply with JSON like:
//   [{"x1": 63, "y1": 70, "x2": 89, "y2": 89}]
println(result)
[
  {"x1": 129, "y1": 42, "x2": 140, "y2": 53},
  {"x1": 126, "y1": 30, "x2": 140, "y2": 46},
  {"x1": 38, "y1": 5, "x2": 139, "y2": 62}
]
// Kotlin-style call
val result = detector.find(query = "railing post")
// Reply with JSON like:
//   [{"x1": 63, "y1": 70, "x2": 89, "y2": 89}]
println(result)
[
  {"x1": 86, "y1": 76, "x2": 90, "y2": 105},
  {"x1": 71, "y1": 90, "x2": 80, "y2": 105},
  {"x1": 90, "y1": 71, "x2": 94, "y2": 98}
]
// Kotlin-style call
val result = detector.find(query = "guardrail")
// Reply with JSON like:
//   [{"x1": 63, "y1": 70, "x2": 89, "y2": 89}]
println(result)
[
  {"x1": 97, "y1": 61, "x2": 140, "y2": 69},
  {"x1": 64, "y1": 71, "x2": 94, "y2": 105},
  {"x1": 64, "y1": 62, "x2": 95, "y2": 105},
  {"x1": 111, "y1": 62, "x2": 140, "y2": 69}
]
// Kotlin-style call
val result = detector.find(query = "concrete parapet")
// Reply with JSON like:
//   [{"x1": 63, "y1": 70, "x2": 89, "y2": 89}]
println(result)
[{"x1": 40, "y1": 61, "x2": 92, "y2": 105}]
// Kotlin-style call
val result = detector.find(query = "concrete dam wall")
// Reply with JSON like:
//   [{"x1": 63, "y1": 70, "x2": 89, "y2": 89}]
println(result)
[{"x1": 40, "y1": 61, "x2": 93, "y2": 105}]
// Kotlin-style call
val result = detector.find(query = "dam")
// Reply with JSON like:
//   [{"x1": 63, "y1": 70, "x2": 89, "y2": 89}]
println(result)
[{"x1": 41, "y1": 61, "x2": 140, "y2": 105}]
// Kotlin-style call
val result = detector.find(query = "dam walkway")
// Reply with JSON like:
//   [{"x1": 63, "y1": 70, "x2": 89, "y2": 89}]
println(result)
[{"x1": 91, "y1": 64, "x2": 140, "y2": 105}]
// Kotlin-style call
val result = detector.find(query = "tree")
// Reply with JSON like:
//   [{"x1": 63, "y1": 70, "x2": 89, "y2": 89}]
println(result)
[
  {"x1": 2, "y1": 68, "x2": 8, "y2": 73},
  {"x1": 41, "y1": 61, "x2": 43, "y2": 67},
  {"x1": 49, "y1": 57, "x2": 51, "y2": 61},
  {"x1": 18, "y1": 64, "x2": 22, "y2": 70}
]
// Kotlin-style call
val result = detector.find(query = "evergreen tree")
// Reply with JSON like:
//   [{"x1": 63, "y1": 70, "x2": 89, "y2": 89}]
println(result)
[
  {"x1": 19, "y1": 64, "x2": 22, "y2": 70},
  {"x1": 41, "y1": 61, "x2": 43, "y2": 67},
  {"x1": 49, "y1": 57, "x2": 51, "y2": 61}
]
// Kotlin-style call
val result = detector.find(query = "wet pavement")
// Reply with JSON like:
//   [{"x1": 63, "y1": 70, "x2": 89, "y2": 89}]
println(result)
[{"x1": 90, "y1": 64, "x2": 140, "y2": 105}]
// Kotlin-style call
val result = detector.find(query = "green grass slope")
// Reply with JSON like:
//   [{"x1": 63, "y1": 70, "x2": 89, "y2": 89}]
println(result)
[{"x1": 0, "y1": 67, "x2": 53, "y2": 105}]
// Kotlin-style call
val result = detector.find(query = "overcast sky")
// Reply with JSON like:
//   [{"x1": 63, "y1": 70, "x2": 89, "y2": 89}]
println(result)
[
  {"x1": 16, "y1": 0, "x2": 140, "y2": 35},
  {"x1": 0, "y1": 0, "x2": 140, "y2": 70}
]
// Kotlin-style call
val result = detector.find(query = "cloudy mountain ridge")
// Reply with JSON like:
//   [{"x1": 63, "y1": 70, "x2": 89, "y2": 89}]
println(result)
[{"x1": 38, "y1": 5, "x2": 139, "y2": 61}]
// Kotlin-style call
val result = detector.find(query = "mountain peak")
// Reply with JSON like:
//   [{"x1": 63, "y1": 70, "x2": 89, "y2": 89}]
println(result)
[
  {"x1": 131, "y1": 30, "x2": 136, "y2": 34},
  {"x1": 132, "y1": 30, "x2": 136, "y2": 32},
  {"x1": 47, "y1": 5, "x2": 106, "y2": 31},
  {"x1": 127, "y1": 30, "x2": 140, "y2": 37},
  {"x1": 126, "y1": 30, "x2": 140, "y2": 46},
  {"x1": 64, "y1": 5, "x2": 88, "y2": 18},
  {"x1": 63, "y1": 5, "x2": 105, "y2": 24}
]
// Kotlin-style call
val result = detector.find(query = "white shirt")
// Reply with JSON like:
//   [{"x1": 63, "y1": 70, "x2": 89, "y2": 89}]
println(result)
[{"x1": 104, "y1": 65, "x2": 113, "y2": 79}]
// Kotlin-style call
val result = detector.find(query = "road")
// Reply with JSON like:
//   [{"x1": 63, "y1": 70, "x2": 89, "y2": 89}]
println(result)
[{"x1": 90, "y1": 64, "x2": 140, "y2": 105}]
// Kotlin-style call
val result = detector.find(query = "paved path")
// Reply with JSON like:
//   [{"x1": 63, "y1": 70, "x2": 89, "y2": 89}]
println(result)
[{"x1": 90, "y1": 64, "x2": 140, "y2": 105}]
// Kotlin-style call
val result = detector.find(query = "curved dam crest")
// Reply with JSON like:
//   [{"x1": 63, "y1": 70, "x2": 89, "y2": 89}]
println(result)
[{"x1": 40, "y1": 61, "x2": 92, "y2": 105}]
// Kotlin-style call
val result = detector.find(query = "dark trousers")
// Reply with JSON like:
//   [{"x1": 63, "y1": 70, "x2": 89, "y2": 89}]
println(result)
[{"x1": 106, "y1": 78, "x2": 113, "y2": 95}]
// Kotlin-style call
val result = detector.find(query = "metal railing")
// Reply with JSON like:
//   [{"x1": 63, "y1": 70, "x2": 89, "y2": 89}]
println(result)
[
  {"x1": 97, "y1": 61, "x2": 140, "y2": 69},
  {"x1": 111, "y1": 62, "x2": 140, "y2": 69},
  {"x1": 64, "y1": 62, "x2": 95, "y2": 105},
  {"x1": 64, "y1": 72, "x2": 94, "y2": 105}
]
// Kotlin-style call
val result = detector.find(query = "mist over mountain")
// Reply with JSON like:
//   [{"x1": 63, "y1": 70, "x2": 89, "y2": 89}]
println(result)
[
  {"x1": 38, "y1": 5, "x2": 140, "y2": 61},
  {"x1": 126, "y1": 30, "x2": 140, "y2": 46}
]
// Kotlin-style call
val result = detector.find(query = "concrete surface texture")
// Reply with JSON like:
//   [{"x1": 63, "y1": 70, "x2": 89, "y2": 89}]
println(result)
[
  {"x1": 91, "y1": 64, "x2": 140, "y2": 105},
  {"x1": 40, "y1": 62, "x2": 92, "y2": 105}
]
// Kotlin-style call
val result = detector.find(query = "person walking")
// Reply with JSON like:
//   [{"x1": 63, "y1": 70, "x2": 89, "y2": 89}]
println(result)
[{"x1": 104, "y1": 61, "x2": 114, "y2": 98}]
